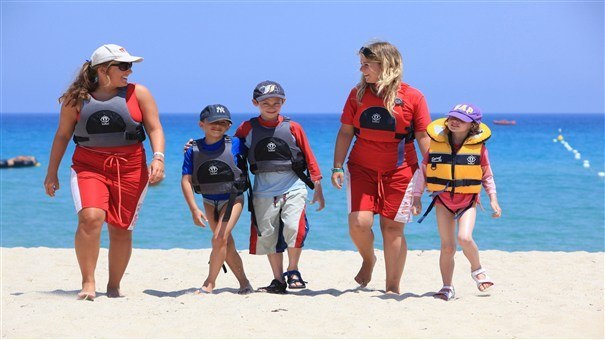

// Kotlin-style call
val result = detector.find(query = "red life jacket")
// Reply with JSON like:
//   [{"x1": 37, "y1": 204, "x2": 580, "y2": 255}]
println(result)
[{"x1": 352, "y1": 83, "x2": 414, "y2": 143}]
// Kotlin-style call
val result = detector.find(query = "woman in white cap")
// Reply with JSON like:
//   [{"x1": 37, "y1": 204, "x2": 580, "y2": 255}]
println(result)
[{"x1": 44, "y1": 44, "x2": 165, "y2": 300}]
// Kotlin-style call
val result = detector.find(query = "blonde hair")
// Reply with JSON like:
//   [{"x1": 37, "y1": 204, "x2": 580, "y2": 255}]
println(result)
[{"x1": 356, "y1": 41, "x2": 403, "y2": 115}]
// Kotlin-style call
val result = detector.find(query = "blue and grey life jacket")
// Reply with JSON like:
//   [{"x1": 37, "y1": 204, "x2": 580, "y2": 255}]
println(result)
[
  {"x1": 247, "y1": 117, "x2": 315, "y2": 189},
  {"x1": 191, "y1": 136, "x2": 249, "y2": 223},
  {"x1": 73, "y1": 86, "x2": 145, "y2": 147},
  {"x1": 191, "y1": 136, "x2": 248, "y2": 196}
]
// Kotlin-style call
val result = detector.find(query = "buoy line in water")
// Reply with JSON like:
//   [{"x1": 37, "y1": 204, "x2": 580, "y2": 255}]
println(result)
[{"x1": 553, "y1": 128, "x2": 605, "y2": 178}]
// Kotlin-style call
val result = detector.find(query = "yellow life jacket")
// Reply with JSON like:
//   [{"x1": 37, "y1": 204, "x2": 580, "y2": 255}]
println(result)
[{"x1": 425, "y1": 118, "x2": 491, "y2": 194}]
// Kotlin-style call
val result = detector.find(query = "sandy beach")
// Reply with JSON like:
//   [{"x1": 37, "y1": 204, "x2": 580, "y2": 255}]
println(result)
[{"x1": 1, "y1": 247, "x2": 603, "y2": 338}]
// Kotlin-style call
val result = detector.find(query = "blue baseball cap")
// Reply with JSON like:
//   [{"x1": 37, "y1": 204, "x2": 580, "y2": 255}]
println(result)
[
  {"x1": 447, "y1": 103, "x2": 482, "y2": 123},
  {"x1": 199, "y1": 104, "x2": 232, "y2": 123},
  {"x1": 253, "y1": 80, "x2": 286, "y2": 101}
]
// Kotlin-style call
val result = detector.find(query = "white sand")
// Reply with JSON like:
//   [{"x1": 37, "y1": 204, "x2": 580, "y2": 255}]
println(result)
[{"x1": 1, "y1": 247, "x2": 603, "y2": 338}]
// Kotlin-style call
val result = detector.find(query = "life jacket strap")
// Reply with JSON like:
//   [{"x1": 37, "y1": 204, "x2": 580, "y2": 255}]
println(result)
[
  {"x1": 426, "y1": 177, "x2": 482, "y2": 188},
  {"x1": 453, "y1": 194, "x2": 477, "y2": 220},
  {"x1": 417, "y1": 180, "x2": 452, "y2": 224},
  {"x1": 73, "y1": 135, "x2": 89, "y2": 143},
  {"x1": 124, "y1": 125, "x2": 146, "y2": 142},
  {"x1": 292, "y1": 159, "x2": 315, "y2": 190},
  {"x1": 417, "y1": 196, "x2": 438, "y2": 223},
  {"x1": 244, "y1": 165, "x2": 261, "y2": 237},
  {"x1": 207, "y1": 258, "x2": 228, "y2": 274},
  {"x1": 221, "y1": 188, "x2": 238, "y2": 223},
  {"x1": 73, "y1": 126, "x2": 145, "y2": 144},
  {"x1": 353, "y1": 127, "x2": 413, "y2": 142},
  {"x1": 213, "y1": 200, "x2": 220, "y2": 222}
]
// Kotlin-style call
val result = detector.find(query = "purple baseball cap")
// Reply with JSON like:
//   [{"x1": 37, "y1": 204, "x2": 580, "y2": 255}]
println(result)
[{"x1": 446, "y1": 103, "x2": 482, "y2": 123}]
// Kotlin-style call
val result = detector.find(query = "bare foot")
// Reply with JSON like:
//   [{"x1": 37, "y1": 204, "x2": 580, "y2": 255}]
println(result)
[
  {"x1": 195, "y1": 282, "x2": 214, "y2": 295},
  {"x1": 354, "y1": 255, "x2": 377, "y2": 287},
  {"x1": 106, "y1": 286, "x2": 124, "y2": 298},
  {"x1": 385, "y1": 288, "x2": 400, "y2": 295},
  {"x1": 195, "y1": 286, "x2": 213, "y2": 295},
  {"x1": 77, "y1": 291, "x2": 95, "y2": 301},
  {"x1": 237, "y1": 282, "x2": 254, "y2": 295},
  {"x1": 77, "y1": 282, "x2": 96, "y2": 301}
]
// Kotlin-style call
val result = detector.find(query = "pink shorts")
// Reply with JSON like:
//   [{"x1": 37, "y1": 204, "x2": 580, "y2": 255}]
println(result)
[
  {"x1": 346, "y1": 162, "x2": 418, "y2": 222},
  {"x1": 71, "y1": 145, "x2": 149, "y2": 230},
  {"x1": 435, "y1": 192, "x2": 480, "y2": 214}
]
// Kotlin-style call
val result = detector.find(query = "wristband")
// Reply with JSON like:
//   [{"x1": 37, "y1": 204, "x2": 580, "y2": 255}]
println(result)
[
  {"x1": 153, "y1": 151, "x2": 165, "y2": 159},
  {"x1": 331, "y1": 167, "x2": 344, "y2": 174}
]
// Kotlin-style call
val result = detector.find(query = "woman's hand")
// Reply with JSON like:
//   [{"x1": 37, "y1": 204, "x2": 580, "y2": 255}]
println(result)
[
  {"x1": 44, "y1": 173, "x2": 60, "y2": 197},
  {"x1": 331, "y1": 171, "x2": 345, "y2": 189},
  {"x1": 332, "y1": 124, "x2": 354, "y2": 189},
  {"x1": 136, "y1": 84, "x2": 166, "y2": 185},
  {"x1": 148, "y1": 156, "x2": 165, "y2": 184},
  {"x1": 44, "y1": 101, "x2": 78, "y2": 198}
]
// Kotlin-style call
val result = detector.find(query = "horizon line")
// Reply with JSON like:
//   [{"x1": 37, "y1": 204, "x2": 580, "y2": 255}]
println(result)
[{"x1": 1, "y1": 111, "x2": 605, "y2": 116}]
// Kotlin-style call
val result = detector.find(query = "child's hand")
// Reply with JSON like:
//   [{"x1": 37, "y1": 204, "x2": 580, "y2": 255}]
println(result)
[
  {"x1": 191, "y1": 208, "x2": 208, "y2": 227},
  {"x1": 310, "y1": 181, "x2": 325, "y2": 211},
  {"x1": 411, "y1": 196, "x2": 422, "y2": 215},
  {"x1": 490, "y1": 197, "x2": 502, "y2": 218},
  {"x1": 331, "y1": 171, "x2": 345, "y2": 189},
  {"x1": 183, "y1": 139, "x2": 194, "y2": 153}
]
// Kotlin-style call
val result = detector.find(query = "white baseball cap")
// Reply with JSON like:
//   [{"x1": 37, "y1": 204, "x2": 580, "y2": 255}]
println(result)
[{"x1": 90, "y1": 44, "x2": 143, "y2": 67}]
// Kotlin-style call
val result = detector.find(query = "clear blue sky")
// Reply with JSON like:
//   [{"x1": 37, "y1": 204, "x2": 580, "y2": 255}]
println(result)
[{"x1": 1, "y1": 1, "x2": 603, "y2": 115}]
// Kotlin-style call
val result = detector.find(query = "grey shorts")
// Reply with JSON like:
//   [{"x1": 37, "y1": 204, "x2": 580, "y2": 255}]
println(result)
[
  {"x1": 249, "y1": 188, "x2": 309, "y2": 255},
  {"x1": 203, "y1": 194, "x2": 244, "y2": 212}
]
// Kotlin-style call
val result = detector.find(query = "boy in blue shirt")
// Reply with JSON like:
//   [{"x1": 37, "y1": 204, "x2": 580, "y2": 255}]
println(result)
[{"x1": 181, "y1": 104, "x2": 252, "y2": 295}]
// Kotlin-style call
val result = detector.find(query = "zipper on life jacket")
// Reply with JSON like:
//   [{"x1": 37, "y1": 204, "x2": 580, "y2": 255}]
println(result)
[
  {"x1": 447, "y1": 133, "x2": 456, "y2": 198},
  {"x1": 447, "y1": 132, "x2": 470, "y2": 198}
]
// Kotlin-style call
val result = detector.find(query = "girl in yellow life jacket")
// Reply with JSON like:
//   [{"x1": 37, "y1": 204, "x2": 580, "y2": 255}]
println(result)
[{"x1": 411, "y1": 103, "x2": 502, "y2": 301}]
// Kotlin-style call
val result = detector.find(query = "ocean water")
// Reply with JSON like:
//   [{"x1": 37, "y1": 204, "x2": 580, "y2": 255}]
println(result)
[{"x1": 1, "y1": 113, "x2": 604, "y2": 252}]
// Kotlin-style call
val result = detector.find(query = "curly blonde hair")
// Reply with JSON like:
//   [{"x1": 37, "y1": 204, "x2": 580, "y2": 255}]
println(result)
[{"x1": 356, "y1": 41, "x2": 403, "y2": 116}]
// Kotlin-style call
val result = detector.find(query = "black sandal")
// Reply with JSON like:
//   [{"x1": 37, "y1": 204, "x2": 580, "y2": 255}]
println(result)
[
  {"x1": 257, "y1": 279, "x2": 287, "y2": 294},
  {"x1": 284, "y1": 270, "x2": 307, "y2": 289}
]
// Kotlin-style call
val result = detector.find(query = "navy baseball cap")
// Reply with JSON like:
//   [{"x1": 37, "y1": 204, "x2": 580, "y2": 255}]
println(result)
[
  {"x1": 447, "y1": 103, "x2": 482, "y2": 123},
  {"x1": 253, "y1": 80, "x2": 286, "y2": 101},
  {"x1": 199, "y1": 104, "x2": 232, "y2": 123}
]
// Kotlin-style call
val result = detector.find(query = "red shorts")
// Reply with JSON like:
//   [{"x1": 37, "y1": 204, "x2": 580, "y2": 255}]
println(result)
[
  {"x1": 70, "y1": 144, "x2": 149, "y2": 230},
  {"x1": 346, "y1": 162, "x2": 418, "y2": 222}
]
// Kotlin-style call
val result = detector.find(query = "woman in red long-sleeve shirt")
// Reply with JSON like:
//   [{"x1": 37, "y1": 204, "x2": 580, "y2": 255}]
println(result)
[{"x1": 332, "y1": 41, "x2": 431, "y2": 294}]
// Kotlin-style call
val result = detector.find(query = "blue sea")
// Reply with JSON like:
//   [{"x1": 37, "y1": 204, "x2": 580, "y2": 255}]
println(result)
[{"x1": 1, "y1": 113, "x2": 604, "y2": 252}]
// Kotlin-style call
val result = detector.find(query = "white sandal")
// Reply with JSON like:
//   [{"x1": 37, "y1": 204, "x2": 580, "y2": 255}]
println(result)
[
  {"x1": 434, "y1": 286, "x2": 455, "y2": 301},
  {"x1": 471, "y1": 268, "x2": 494, "y2": 291}
]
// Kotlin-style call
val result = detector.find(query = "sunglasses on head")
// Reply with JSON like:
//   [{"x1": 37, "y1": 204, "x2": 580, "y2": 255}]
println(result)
[
  {"x1": 110, "y1": 62, "x2": 133, "y2": 71},
  {"x1": 359, "y1": 46, "x2": 376, "y2": 58}
]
